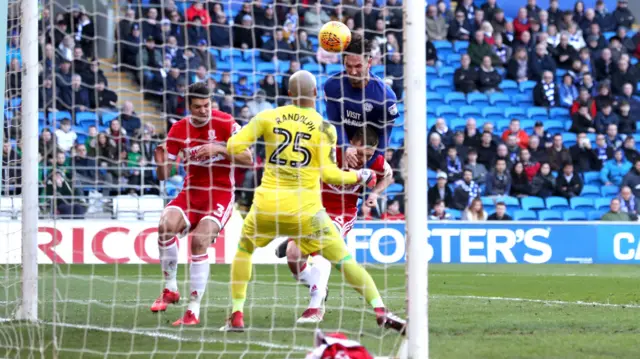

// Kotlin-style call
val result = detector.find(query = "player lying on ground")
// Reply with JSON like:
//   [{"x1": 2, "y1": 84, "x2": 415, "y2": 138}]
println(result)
[
  {"x1": 275, "y1": 126, "x2": 394, "y2": 323},
  {"x1": 324, "y1": 33, "x2": 399, "y2": 168},
  {"x1": 222, "y1": 69, "x2": 406, "y2": 334},
  {"x1": 151, "y1": 82, "x2": 253, "y2": 326}
]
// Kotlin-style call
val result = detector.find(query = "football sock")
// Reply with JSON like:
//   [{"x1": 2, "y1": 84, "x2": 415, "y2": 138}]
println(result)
[
  {"x1": 158, "y1": 236, "x2": 179, "y2": 292},
  {"x1": 308, "y1": 255, "x2": 332, "y2": 308},
  {"x1": 231, "y1": 249, "x2": 252, "y2": 313},
  {"x1": 340, "y1": 257, "x2": 384, "y2": 309},
  {"x1": 187, "y1": 253, "x2": 209, "y2": 318},
  {"x1": 296, "y1": 262, "x2": 311, "y2": 286}
]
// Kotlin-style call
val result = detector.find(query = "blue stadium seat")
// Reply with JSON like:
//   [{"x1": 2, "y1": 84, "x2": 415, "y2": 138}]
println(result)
[
  {"x1": 384, "y1": 183, "x2": 404, "y2": 199},
  {"x1": 580, "y1": 185, "x2": 601, "y2": 199},
  {"x1": 467, "y1": 93, "x2": 489, "y2": 107},
  {"x1": 427, "y1": 67, "x2": 438, "y2": 77},
  {"x1": 546, "y1": 196, "x2": 569, "y2": 210},
  {"x1": 512, "y1": 94, "x2": 534, "y2": 108},
  {"x1": 459, "y1": 105, "x2": 482, "y2": 118},
  {"x1": 218, "y1": 48, "x2": 244, "y2": 61},
  {"x1": 446, "y1": 208, "x2": 462, "y2": 219},
  {"x1": 449, "y1": 118, "x2": 467, "y2": 131},
  {"x1": 444, "y1": 92, "x2": 466, "y2": 106},
  {"x1": 563, "y1": 210, "x2": 587, "y2": 221},
  {"x1": 482, "y1": 107, "x2": 504, "y2": 120},
  {"x1": 216, "y1": 61, "x2": 232, "y2": 72},
  {"x1": 389, "y1": 128, "x2": 404, "y2": 148},
  {"x1": 519, "y1": 80, "x2": 537, "y2": 93},
  {"x1": 38, "y1": 112, "x2": 46, "y2": 127},
  {"x1": 538, "y1": 210, "x2": 563, "y2": 221},
  {"x1": 527, "y1": 107, "x2": 549, "y2": 120},
  {"x1": 427, "y1": 92, "x2": 445, "y2": 107},
  {"x1": 544, "y1": 120, "x2": 565, "y2": 133},
  {"x1": 520, "y1": 119, "x2": 536, "y2": 132},
  {"x1": 489, "y1": 93, "x2": 512, "y2": 107},
  {"x1": 372, "y1": 66, "x2": 386, "y2": 78},
  {"x1": 9, "y1": 97, "x2": 21, "y2": 108},
  {"x1": 601, "y1": 185, "x2": 619, "y2": 197},
  {"x1": 504, "y1": 107, "x2": 526, "y2": 119},
  {"x1": 603, "y1": 31, "x2": 616, "y2": 40},
  {"x1": 480, "y1": 197, "x2": 495, "y2": 207},
  {"x1": 258, "y1": 62, "x2": 278, "y2": 73},
  {"x1": 438, "y1": 66, "x2": 455, "y2": 82},
  {"x1": 496, "y1": 119, "x2": 511, "y2": 132},
  {"x1": 48, "y1": 111, "x2": 72, "y2": 125},
  {"x1": 326, "y1": 63, "x2": 342, "y2": 74},
  {"x1": 555, "y1": 68, "x2": 568, "y2": 78},
  {"x1": 433, "y1": 40, "x2": 453, "y2": 57},
  {"x1": 519, "y1": 197, "x2": 544, "y2": 212},
  {"x1": 588, "y1": 210, "x2": 607, "y2": 220},
  {"x1": 500, "y1": 196, "x2": 520, "y2": 211},
  {"x1": 570, "y1": 197, "x2": 594, "y2": 210},
  {"x1": 435, "y1": 105, "x2": 458, "y2": 120},
  {"x1": 594, "y1": 197, "x2": 611, "y2": 210},
  {"x1": 101, "y1": 111, "x2": 119, "y2": 126},
  {"x1": 514, "y1": 210, "x2": 537, "y2": 220},
  {"x1": 430, "y1": 79, "x2": 453, "y2": 94},
  {"x1": 75, "y1": 112, "x2": 99, "y2": 126},
  {"x1": 446, "y1": 53, "x2": 461, "y2": 65},
  {"x1": 550, "y1": 107, "x2": 570, "y2": 118},
  {"x1": 499, "y1": 80, "x2": 519, "y2": 95},
  {"x1": 583, "y1": 171, "x2": 601, "y2": 186},
  {"x1": 562, "y1": 132, "x2": 577, "y2": 147},
  {"x1": 453, "y1": 41, "x2": 469, "y2": 53},
  {"x1": 427, "y1": 169, "x2": 438, "y2": 180}
]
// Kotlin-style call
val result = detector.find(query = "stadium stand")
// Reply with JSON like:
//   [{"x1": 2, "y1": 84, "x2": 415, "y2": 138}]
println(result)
[{"x1": 2, "y1": 0, "x2": 640, "y2": 222}]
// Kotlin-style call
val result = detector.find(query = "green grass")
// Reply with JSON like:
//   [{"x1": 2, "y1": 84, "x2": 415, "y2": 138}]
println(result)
[{"x1": 2, "y1": 264, "x2": 640, "y2": 358}]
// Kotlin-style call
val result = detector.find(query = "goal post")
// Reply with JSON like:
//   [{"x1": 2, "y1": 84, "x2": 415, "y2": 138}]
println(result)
[
  {"x1": 15, "y1": 0, "x2": 39, "y2": 322},
  {"x1": 403, "y1": 0, "x2": 428, "y2": 357}
]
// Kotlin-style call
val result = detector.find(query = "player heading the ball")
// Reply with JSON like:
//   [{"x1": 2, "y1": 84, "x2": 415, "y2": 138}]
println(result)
[
  {"x1": 151, "y1": 82, "x2": 253, "y2": 326},
  {"x1": 324, "y1": 33, "x2": 400, "y2": 168},
  {"x1": 222, "y1": 70, "x2": 405, "y2": 334}
]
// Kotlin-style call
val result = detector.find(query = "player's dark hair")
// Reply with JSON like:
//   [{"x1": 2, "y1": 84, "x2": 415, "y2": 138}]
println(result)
[
  {"x1": 344, "y1": 33, "x2": 372, "y2": 57},
  {"x1": 351, "y1": 126, "x2": 379, "y2": 148},
  {"x1": 187, "y1": 82, "x2": 211, "y2": 106}
]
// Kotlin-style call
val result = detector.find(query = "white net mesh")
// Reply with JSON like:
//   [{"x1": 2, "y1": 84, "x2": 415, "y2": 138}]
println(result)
[{"x1": 0, "y1": 0, "x2": 411, "y2": 357}]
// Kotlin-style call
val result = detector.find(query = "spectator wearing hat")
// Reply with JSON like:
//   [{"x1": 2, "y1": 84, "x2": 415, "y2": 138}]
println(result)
[
  {"x1": 194, "y1": 39, "x2": 217, "y2": 71},
  {"x1": 234, "y1": 14, "x2": 263, "y2": 49},
  {"x1": 210, "y1": 13, "x2": 231, "y2": 48},
  {"x1": 428, "y1": 172, "x2": 453, "y2": 210},
  {"x1": 186, "y1": 0, "x2": 211, "y2": 25},
  {"x1": 613, "y1": 0, "x2": 635, "y2": 30}
]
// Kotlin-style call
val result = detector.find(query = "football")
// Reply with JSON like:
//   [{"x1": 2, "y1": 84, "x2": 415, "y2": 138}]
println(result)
[{"x1": 318, "y1": 21, "x2": 352, "y2": 53}]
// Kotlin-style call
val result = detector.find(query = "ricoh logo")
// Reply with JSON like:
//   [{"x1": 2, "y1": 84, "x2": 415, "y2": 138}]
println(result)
[
  {"x1": 346, "y1": 227, "x2": 553, "y2": 264},
  {"x1": 613, "y1": 233, "x2": 640, "y2": 260}
]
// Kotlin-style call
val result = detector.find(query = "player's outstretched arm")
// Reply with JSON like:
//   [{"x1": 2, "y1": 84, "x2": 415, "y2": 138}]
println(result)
[
  {"x1": 227, "y1": 116, "x2": 264, "y2": 155},
  {"x1": 318, "y1": 123, "x2": 359, "y2": 185},
  {"x1": 365, "y1": 160, "x2": 394, "y2": 207}
]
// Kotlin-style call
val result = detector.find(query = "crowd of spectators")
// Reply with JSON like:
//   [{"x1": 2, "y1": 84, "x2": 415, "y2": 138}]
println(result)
[{"x1": 426, "y1": 0, "x2": 640, "y2": 221}]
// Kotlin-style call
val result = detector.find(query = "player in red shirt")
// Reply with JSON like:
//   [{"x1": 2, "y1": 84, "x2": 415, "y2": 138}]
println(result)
[
  {"x1": 151, "y1": 82, "x2": 252, "y2": 325},
  {"x1": 275, "y1": 126, "x2": 394, "y2": 323}
]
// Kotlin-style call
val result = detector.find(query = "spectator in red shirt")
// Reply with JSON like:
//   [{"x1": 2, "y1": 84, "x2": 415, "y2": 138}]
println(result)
[
  {"x1": 186, "y1": 0, "x2": 211, "y2": 25},
  {"x1": 513, "y1": 7, "x2": 531, "y2": 40},
  {"x1": 381, "y1": 200, "x2": 406, "y2": 221},
  {"x1": 570, "y1": 87, "x2": 597, "y2": 118},
  {"x1": 520, "y1": 148, "x2": 541, "y2": 181},
  {"x1": 502, "y1": 119, "x2": 530, "y2": 149}
]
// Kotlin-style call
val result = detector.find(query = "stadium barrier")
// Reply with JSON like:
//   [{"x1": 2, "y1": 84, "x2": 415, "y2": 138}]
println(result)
[{"x1": 2, "y1": 212, "x2": 639, "y2": 265}]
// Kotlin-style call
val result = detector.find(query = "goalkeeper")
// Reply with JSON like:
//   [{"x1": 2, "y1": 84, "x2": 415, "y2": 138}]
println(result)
[
  {"x1": 324, "y1": 33, "x2": 400, "y2": 168},
  {"x1": 222, "y1": 70, "x2": 406, "y2": 335}
]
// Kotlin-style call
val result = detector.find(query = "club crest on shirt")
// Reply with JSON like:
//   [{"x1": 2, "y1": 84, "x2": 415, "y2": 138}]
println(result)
[
  {"x1": 364, "y1": 102, "x2": 373, "y2": 112},
  {"x1": 388, "y1": 104, "x2": 398, "y2": 116}
]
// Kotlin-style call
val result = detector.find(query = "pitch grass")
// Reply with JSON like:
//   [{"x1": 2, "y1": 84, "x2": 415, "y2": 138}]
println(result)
[{"x1": 2, "y1": 264, "x2": 640, "y2": 358}]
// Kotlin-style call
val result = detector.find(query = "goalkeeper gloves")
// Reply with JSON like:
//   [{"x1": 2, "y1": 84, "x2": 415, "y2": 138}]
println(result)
[{"x1": 356, "y1": 169, "x2": 377, "y2": 189}]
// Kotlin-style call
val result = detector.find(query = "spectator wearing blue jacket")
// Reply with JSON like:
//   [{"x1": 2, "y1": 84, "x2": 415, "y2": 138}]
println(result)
[
  {"x1": 600, "y1": 148, "x2": 631, "y2": 186},
  {"x1": 559, "y1": 74, "x2": 578, "y2": 108},
  {"x1": 595, "y1": 101, "x2": 620, "y2": 134}
]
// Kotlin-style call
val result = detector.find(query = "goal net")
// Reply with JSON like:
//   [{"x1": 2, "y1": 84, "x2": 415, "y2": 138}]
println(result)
[{"x1": 0, "y1": 0, "x2": 425, "y2": 357}]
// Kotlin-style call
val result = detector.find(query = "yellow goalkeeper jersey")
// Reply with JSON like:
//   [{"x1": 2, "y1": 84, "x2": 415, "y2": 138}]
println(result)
[{"x1": 227, "y1": 105, "x2": 358, "y2": 218}]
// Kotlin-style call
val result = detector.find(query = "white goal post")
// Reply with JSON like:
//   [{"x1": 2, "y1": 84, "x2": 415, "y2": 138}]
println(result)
[{"x1": 403, "y1": 0, "x2": 428, "y2": 357}]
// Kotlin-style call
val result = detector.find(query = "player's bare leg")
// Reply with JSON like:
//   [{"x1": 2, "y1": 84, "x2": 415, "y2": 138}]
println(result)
[
  {"x1": 173, "y1": 218, "x2": 220, "y2": 326},
  {"x1": 151, "y1": 208, "x2": 186, "y2": 312}
]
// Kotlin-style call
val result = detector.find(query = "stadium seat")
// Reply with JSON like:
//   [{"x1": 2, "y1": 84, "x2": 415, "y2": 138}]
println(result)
[
  {"x1": 218, "y1": 48, "x2": 244, "y2": 61},
  {"x1": 520, "y1": 119, "x2": 535, "y2": 132},
  {"x1": 504, "y1": 107, "x2": 526, "y2": 119},
  {"x1": 258, "y1": 62, "x2": 278, "y2": 73},
  {"x1": 449, "y1": 118, "x2": 467, "y2": 131},
  {"x1": 435, "y1": 105, "x2": 458, "y2": 120},
  {"x1": 580, "y1": 185, "x2": 601, "y2": 199},
  {"x1": 458, "y1": 106, "x2": 482, "y2": 118},
  {"x1": 384, "y1": 183, "x2": 404, "y2": 199},
  {"x1": 550, "y1": 107, "x2": 570, "y2": 118},
  {"x1": 427, "y1": 92, "x2": 445, "y2": 107},
  {"x1": 601, "y1": 185, "x2": 619, "y2": 197},
  {"x1": 588, "y1": 210, "x2": 607, "y2": 220},
  {"x1": 546, "y1": 196, "x2": 569, "y2": 210},
  {"x1": 432, "y1": 40, "x2": 453, "y2": 57},
  {"x1": 437, "y1": 66, "x2": 455, "y2": 81},
  {"x1": 562, "y1": 132, "x2": 577, "y2": 147},
  {"x1": 113, "y1": 195, "x2": 140, "y2": 220},
  {"x1": 326, "y1": 63, "x2": 342, "y2": 74},
  {"x1": 445, "y1": 53, "x2": 461, "y2": 65},
  {"x1": 480, "y1": 197, "x2": 495, "y2": 207},
  {"x1": 496, "y1": 119, "x2": 511, "y2": 132},
  {"x1": 500, "y1": 196, "x2": 520, "y2": 211},
  {"x1": 563, "y1": 210, "x2": 587, "y2": 221},
  {"x1": 482, "y1": 107, "x2": 504, "y2": 120},
  {"x1": 527, "y1": 107, "x2": 549, "y2": 120},
  {"x1": 9, "y1": 97, "x2": 21, "y2": 108},
  {"x1": 521, "y1": 196, "x2": 545, "y2": 211},
  {"x1": 594, "y1": 197, "x2": 611, "y2": 210},
  {"x1": 427, "y1": 169, "x2": 438, "y2": 180},
  {"x1": 514, "y1": 210, "x2": 537, "y2": 220},
  {"x1": 429, "y1": 79, "x2": 453, "y2": 94},
  {"x1": 512, "y1": 93, "x2": 534, "y2": 108},
  {"x1": 389, "y1": 128, "x2": 404, "y2": 148},
  {"x1": 444, "y1": 92, "x2": 467, "y2": 107},
  {"x1": 519, "y1": 80, "x2": 537, "y2": 93},
  {"x1": 101, "y1": 111, "x2": 119, "y2": 126},
  {"x1": 570, "y1": 197, "x2": 594, "y2": 210},
  {"x1": 538, "y1": 210, "x2": 563, "y2": 221},
  {"x1": 467, "y1": 93, "x2": 489, "y2": 107},
  {"x1": 140, "y1": 195, "x2": 165, "y2": 220},
  {"x1": 544, "y1": 120, "x2": 565, "y2": 132},
  {"x1": 499, "y1": 80, "x2": 519, "y2": 95},
  {"x1": 453, "y1": 41, "x2": 469, "y2": 53},
  {"x1": 489, "y1": 93, "x2": 512, "y2": 107},
  {"x1": 583, "y1": 171, "x2": 601, "y2": 185},
  {"x1": 427, "y1": 67, "x2": 437, "y2": 77},
  {"x1": 446, "y1": 208, "x2": 462, "y2": 219},
  {"x1": 48, "y1": 111, "x2": 72, "y2": 124},
  {"x1": 0, "y1": 197, "x2": 19, "y2": 219},
  {"x1": 75, "y1": 112, "x2": 99, "y2": 126},
  {"x1": 603, "y1": 31, "x2": 616, "y2": 40}
]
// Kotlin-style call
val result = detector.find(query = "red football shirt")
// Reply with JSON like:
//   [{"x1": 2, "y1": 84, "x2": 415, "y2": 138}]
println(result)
[
  {"x1": 165, "y1": 110, "x2": 241, "y2": 191},
  {"x1": 321, "y1": 148, "x2": 390, "y2": 215}
]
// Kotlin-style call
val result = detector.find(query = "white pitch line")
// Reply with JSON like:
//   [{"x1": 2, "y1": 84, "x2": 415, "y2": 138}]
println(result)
[
  {"x1": 0, "y1": 317, "x2": 310, "y2": 352},
  {"x1": 437, "y1": 295, "x2": 640, "y2": 309}
]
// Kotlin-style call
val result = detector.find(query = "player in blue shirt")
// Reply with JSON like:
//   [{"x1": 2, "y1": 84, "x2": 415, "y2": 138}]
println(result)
[{"x1": 324, "y1": 34, "x2": 400, "y2": 168}]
